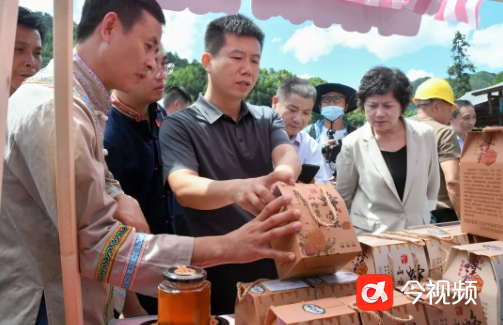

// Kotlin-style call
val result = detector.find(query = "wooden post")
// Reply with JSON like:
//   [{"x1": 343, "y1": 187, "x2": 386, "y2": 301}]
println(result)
[
  {"x1": 53, "y1": 0, "x2": 84, "y2": 323},
  {"x1": 0, "y1": 0, "x2": 19, "y2": 210}
]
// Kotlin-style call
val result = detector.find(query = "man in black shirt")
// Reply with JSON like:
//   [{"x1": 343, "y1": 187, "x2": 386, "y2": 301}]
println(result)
[{"x1": 160, "y1": 14, "x2": 301, "y2": 315}]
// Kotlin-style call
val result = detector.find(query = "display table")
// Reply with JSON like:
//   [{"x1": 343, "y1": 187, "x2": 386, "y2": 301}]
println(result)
[{"x1": 110, "y1": 314, "x2": 235, "y2": 325}]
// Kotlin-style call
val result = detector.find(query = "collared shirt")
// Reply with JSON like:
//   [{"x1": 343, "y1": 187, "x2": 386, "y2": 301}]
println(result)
[
  {"x1": 159, "y1": 94, "x2": 291, "y2": 315},
  {"x1": 104, "y1": 97, "x2": 170, "y2": 236},
  {"x1": 415, "y1": 116, "x2": 461, "y2": 210},
  {"x1": 0, "y1": 53, "x2": 194, "y2": 325},
  {"x1": 290, "y1": 131, "x2": 328, "y2": 183},
  {"x1": 457, "y1": 136, "x2": 465, "y2": 151}
]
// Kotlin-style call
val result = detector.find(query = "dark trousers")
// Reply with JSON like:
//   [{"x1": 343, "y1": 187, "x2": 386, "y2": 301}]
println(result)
[
  {"x1": 431, "y1": 208, "x2": 458, "y2": 224},
  {"x1": 36, "y1": 296, "x2": 49, "y2": 325}
]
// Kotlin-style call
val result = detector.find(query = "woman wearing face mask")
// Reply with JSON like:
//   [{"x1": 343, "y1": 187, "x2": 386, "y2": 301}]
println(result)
[
  {"x1": 451, "y1": 100, "x2": 476, "y2": 151},
  {"x1": 336, "y1": 66, "x2": 440, "y2": 235},
  {"x1": 304, "y1": 83, "x2": 358, "y2": 179}
]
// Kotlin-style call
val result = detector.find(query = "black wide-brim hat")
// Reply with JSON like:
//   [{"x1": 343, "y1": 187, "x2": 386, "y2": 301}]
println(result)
[{"x1": 313, "y1": 83, "x2": 357, "y2": 114}]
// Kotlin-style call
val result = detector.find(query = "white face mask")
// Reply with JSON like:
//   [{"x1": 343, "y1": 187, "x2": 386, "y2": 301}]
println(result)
[{"x1": 321, "y1": 105, "x2": 345, "y2": 122}]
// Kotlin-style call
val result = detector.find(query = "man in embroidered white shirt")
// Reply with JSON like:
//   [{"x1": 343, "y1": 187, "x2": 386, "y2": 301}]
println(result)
[{"x1": 272, "y1": 77, "x2": 328, "y2": 184}]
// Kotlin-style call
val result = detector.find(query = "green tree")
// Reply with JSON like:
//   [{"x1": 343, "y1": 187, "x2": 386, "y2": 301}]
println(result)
[
  {"x1": 165, "y1": 64, "x2": 207, "y2": 102},
  {"x1": 489, "y1": 71, "x2": 503, "y2": 86},
  {"x1": 447, "y1": 31, "x2": 476, "y2": 99}
]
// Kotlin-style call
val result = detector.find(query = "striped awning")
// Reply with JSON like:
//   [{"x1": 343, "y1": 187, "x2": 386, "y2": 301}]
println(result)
[{"x1": 157, "y1": 0, "x2": 487, "y2": 36}]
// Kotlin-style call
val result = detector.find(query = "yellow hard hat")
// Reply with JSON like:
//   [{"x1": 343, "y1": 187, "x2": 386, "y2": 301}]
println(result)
[{"x1": 413, "y1": 78, "x2": 458, "y2": 110}]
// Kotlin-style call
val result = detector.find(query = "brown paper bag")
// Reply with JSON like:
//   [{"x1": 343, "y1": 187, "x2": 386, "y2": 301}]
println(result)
[
  {"x1": 304, "y1": 271, "x2": 358, "y2": 299},
  {"x1": 338, "y1": 291, "x2": 427, "y2": 325},
  {"x1": 264, "y1": 297, "x2": 359, "y2": 325},
  {"x1": 272, "y1": 183, "x2": 361, "y2": 280},
  {"x1": 234, "y1": 279, "x2": 316, "y2": 325}
]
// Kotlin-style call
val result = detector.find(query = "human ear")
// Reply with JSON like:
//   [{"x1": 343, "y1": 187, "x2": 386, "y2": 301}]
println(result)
[
  {"x1": 201, "y1": 53, "x2": 212, "y2": 73},
  {"x1": 100, "y1": 12, "x2": 120, "y2": 43}
]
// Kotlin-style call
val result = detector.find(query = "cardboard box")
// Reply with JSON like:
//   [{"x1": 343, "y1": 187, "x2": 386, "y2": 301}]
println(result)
[
  {"x1": 272, "y1": 183, "x2": 360, "y2": 279},
  {"x1": 264, "y1": 297, "x2": 359, "y2": 325},
  {"x1": 234, "y1": 279, "x2": 317, "y2": 325},
  {"x1": 461, "y1": 128, "x2": 503, "y2": 241},
  {"x1": 398, "y1": 280, "x2": 487, "y2": 325},
  {"x1": 406, "y1": 225, "x2": 470, "y2": 279},
  {"x1": 342, "y1": 235, "x2": 429, "y2": 288},
  {"x1": 442, "y1": 241, "x2": 503, "y2": 325},
  {"x1": 337, "y1": 291, "x2": 427, "y2": 325},
  {"x1": 304, "y1": 271, "x2": 358, "y2": 299}
]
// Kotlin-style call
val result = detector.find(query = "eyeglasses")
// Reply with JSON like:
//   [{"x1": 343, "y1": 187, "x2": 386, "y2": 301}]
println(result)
[
  {"x1": 156, "y1": 62, "x2": 175, "y2": 76},
  {"x1": 321, "y1": 94, "x2": 345, "y2": 104}
]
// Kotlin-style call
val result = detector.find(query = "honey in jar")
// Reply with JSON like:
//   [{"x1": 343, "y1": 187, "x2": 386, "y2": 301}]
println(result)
[{"x1": 158, "y1": 265, "x2": 211, "y2": 325}]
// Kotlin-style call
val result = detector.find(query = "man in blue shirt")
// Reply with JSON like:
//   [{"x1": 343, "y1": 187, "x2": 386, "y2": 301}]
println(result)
[{"x1": 104, "y1": 44, "x2": 172, "y2": 316}]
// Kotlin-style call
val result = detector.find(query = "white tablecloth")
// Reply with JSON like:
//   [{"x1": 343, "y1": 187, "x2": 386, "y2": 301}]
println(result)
[{"x1": 110, "y1": 314, "x2": 235, "y2": 325}]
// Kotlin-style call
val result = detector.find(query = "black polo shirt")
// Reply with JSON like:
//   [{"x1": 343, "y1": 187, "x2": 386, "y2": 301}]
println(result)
[{"x1": 159, "y1": 94, "x2": 291, "y2": 315}]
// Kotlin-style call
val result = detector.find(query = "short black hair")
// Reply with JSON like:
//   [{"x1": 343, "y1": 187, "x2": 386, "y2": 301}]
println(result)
[
  {"x1": 276, "y1": 77, "x2": 316, "y2": 103},
  {"x1": 18, "y1": 6, "x2": 46, "y2": 44},
  {"x1": 163, "y1": 85, "x2": 191, "y2": 108},
  {"x1": 204, "y1": 14, "x2": 265, "y2": 56},
  {"x1": 357, "y1": 66, "x2": 412, "y2": 114},
  {"x1": 452, "y1": 99, "x2": 474, "y2": 118},
  {"x1": 77, "y1": 0, "x2": 165, "y2": 43}
]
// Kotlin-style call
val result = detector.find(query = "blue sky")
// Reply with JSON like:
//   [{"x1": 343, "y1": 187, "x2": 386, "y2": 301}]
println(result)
[{"x1": 21, "y1": 0, "x2": 503, "y2": 89}]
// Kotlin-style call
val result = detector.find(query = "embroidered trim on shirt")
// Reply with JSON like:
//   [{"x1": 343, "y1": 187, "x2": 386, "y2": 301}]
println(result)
[
  {"x1": 120, "y1": 232, "x2": 147, "y2": 290},
  {"x1": 110, "y1": 93, "x2": 142, "y2": 122},
  {"x1": 73, "y1": 53, "x2": 112, "y2": 114},
  {"x1": 103, "y1": 285, "x2": 115, "y2": 325},
  {"x1": 95, "y1": 225, "x2": 132, "y2": 282},
  {"x1": 23, "y1": 76, "x2": 105, "y2": 144}
]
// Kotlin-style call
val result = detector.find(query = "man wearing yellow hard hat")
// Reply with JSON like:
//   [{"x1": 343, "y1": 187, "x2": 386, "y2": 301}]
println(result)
[{"x1": 414, "y1": 78, "x2": 461, "y2": 224}]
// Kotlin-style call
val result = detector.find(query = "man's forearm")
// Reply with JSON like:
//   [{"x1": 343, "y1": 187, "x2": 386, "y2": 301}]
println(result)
[
  {"x1": 274, "y1": 151, "x2": 302, "y2": 180},
  {"x1": 172, "y1": 174, "x2": 240, "y2": 210},
  {"x1": 191, "y1": 236, "x2": 228, "y2": 268},
  {"x1": 446, "y1": 180, "x2": 461, "y2": 217}
]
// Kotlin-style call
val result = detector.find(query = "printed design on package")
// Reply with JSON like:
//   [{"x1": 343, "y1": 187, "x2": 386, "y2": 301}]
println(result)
[
  {"x1": 475, "y1": 138, "x2": 498, "y2": 166},
  {"x1": 302, "y1": 304, "x2": 325, "y2": 315},
  {"x1": 294, "y1": 188, "x2": 339, "y2": 257},
  {"x1": 352, "y1": 248, "x2": 370, "y2": 275},
  {"x1": 459, "y1": 257, "x2": 484, "y2": 293},
  {"x1": 249, "y1": 285, "x2": 265, "y2": 294}
]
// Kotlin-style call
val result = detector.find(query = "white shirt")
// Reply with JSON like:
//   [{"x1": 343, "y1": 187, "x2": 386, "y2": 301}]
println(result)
[
  {"x1": 319, "y1": 126, "x2": 347, "y2": 179},
  {"x1": 290, "y1": 131, "x2": 329, "y2": 183},
  {"x1": 457, "y1": 136, "x2": 464, "y2": 151}
]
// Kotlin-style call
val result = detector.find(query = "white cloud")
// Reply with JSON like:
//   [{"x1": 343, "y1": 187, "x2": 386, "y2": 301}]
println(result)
[
  {"x1": 407, "y1": 69, "x2": 434, "y2": 81},
  {"x1": 468, "y1": 24, "x2": 503, "y2": 70},
  {"x1": 298, "y1": 73, "x2": 313, "y2": 79},
  {"x1": 282, "y1": 15, "x2": 473, "y2": 62},
  {"x1": 272, "y1": 37, "x2": 282, "y2": 43},
  {"x1": 20, "y1": 0, "x2": 85, "y2": 23},
  {"x1": 161, "y1": 9, "x2": 207, "y2": 61}
]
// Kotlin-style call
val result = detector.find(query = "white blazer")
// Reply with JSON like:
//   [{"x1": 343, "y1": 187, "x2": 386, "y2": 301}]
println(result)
[{"x1": 336, "y1": 118, "x2": 440, "y2": 235}]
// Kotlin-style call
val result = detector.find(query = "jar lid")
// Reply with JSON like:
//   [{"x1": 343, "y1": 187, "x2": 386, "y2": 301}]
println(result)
[{"x1": 163, "y1": 265, "x2": 207, "y2": 283}]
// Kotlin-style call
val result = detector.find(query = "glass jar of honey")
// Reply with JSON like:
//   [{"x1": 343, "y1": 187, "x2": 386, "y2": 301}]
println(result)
[{"x1": 158, "y1": 265, "x2": 211, "y2": 325}]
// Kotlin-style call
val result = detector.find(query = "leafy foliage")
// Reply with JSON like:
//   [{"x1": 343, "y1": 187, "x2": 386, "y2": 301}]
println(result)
[
  {"x1": 447, "y1": 31, "x2": 476, "y2": 99},
  {"x1": 489, "y1": 71, "x2": 503, "y2": 86},
  {"x1": 470, "y1": 71, "x2": 497, "y2": 90}
]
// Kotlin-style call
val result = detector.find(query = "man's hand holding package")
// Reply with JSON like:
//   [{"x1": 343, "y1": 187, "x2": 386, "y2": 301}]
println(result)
[
  {"x1": 114, "y1": 194, "x2": 151, "y2": 234},
  {"x1": 234, "y1": 170, "x2": 295, "y2": 216},
  {"x1": 223, "y1": 195, "x2": 301, "y2": 264}
]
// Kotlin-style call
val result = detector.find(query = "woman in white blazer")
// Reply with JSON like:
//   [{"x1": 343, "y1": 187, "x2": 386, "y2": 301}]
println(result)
[{"x1": 336, "y1": 67, "x2": 440, "y2": 235}]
